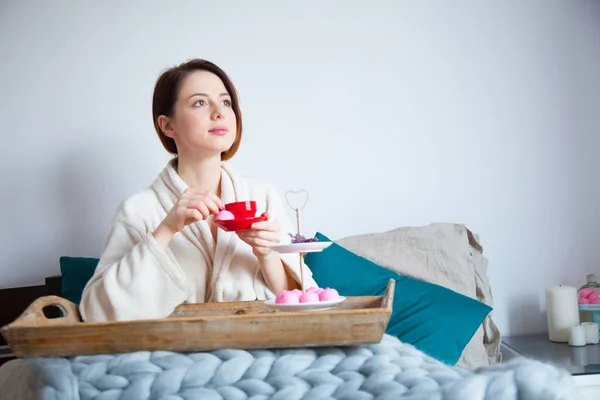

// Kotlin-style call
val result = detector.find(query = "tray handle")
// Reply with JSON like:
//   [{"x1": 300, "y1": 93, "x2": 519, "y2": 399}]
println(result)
[
  {"x1": 9, "y1": 295, "x2": 81, "y2": 327},
  {"x1": 382, "y1": 278, "x2": 395, "y2": 310}
]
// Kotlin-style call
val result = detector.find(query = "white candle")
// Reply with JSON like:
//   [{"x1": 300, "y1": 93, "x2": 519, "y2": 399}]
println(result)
[
  {"x1": 546, "y1": 285, "x2": 580, "y2": 342},
  {"x1": 582, "y1": 322, "x2": 600, "y2": 344},
  {"x1": 569, "y1": 325, "x2": 587, "y2": 346}
]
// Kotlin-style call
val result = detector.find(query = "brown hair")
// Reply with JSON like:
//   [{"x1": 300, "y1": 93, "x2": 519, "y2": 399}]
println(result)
[{"x1": 152, "y1": 59, "x2": 242, "y2": 161}]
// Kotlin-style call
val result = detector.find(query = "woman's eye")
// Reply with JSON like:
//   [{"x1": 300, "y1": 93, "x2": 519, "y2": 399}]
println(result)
[
  {"x1": 193, "y1": 100, "x2": 206, "y2": 107},
  {"x1": 222, "y1": 99, "x2": 232, "y2": 107}
]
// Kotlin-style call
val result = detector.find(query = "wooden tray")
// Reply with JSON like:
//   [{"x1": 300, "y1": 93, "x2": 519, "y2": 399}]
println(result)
[{"x1": 1, "y1": 279, "x2": 395, "y2": 358}]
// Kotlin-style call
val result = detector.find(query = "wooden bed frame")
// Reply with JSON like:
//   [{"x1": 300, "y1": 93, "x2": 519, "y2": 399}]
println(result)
[{"x1": 0, "y1": 276, "x2": 62, "y2": 366}]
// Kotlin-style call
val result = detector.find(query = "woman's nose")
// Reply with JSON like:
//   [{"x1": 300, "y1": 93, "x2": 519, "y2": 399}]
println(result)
[{"x1": 211, "y1": 105, "x2": 224, "y2": 120}]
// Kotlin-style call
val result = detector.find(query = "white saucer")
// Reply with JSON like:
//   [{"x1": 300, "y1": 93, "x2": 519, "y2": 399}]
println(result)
[
  {"x1": 264, "y1": 296, "x2": 346, "y2": 312},
  {"x1": 269, "y1": 241, "x2": 332, "y2": 254}
]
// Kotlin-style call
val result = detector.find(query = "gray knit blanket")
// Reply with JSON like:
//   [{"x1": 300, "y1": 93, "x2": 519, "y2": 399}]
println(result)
[{"x1": 30, "y1": 334, "x2": 576, "y2": 400}]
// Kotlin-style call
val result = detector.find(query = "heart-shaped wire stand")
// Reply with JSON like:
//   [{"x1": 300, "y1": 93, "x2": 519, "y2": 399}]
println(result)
[
  {"x1": 284, "y1": 189, "x2": 310, "y2": 291},
  {"x1": 285, "y1": 189, "x2": 309, "y2": 235}
]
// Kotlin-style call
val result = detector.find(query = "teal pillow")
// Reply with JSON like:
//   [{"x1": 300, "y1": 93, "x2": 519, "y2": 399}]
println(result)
[
  {"x1": 304, "y1": 232, "x2": 492, "y2": 365},
  {"x1": 59, "y1": 256, "x2": 99, "y2": 304}
]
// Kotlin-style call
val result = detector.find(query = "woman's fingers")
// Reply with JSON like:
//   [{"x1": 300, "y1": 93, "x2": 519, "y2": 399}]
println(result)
[
  {"x1": 182, "y1": 190, "x2": 225, "y2": 211},
  {"x1": 182, "y1": 199, "x2": 220, "y2": 218},
  {"x1": 168, "y1": 189, "x2": 226, "y2": 232},
  {"x1": 194, "y1": 202, "x2": 211, "y2": 219},
  {"x1": 184, "y1": 208, "x2": 203, "y2": 222},
  {"x1": 238, "y1": 235, "x2": 276, "y2": 248},
  {"x1": 248, "y1": 238, "x2": 276, "y2": 248},
  {"x1": 251, "y1": 220, "x2": 279, "y2": 232},
  {"x1": 244, "y1": 231, "x2": 280, "y2": 243},
  {"x1": 194, "y1": 191, "x2": 225, "y2": 210},
  {"x1": 207, "y1": 192, "x2": 226, "y2": 209},
  {"x1": 237, "y1": 214, "x2": 282, "y2": 246},
  {"x1": 201, "y1": 198, "x2": 222, "y2": 215},
  {"x1": 239, "y1": 229, "x2": 280, "y2": 244}
]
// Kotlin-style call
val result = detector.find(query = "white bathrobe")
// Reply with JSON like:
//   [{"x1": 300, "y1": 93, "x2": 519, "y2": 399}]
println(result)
[{"x1": 79, "y1": 160, "x2": 317, "y2": 322}]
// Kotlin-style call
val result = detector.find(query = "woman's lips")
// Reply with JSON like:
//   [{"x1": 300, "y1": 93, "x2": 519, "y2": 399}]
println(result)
[{"x1": 209, "y1": 127, "x2": 229, "y2": 135}]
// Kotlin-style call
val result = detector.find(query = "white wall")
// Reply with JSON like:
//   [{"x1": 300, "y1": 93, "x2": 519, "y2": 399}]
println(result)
[{"x1": 1, "y1": 0, "x2": 599, "y2": 336}]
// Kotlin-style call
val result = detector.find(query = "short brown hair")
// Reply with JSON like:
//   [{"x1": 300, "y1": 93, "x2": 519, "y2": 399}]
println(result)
[{"x1": 152, "y1": 59, "x2": 242, "y2": 161}]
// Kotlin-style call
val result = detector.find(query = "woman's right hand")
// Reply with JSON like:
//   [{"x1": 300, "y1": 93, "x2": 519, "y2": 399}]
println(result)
[{"x1": 153, "y1": 189, "x2": 224, "y2": 248}]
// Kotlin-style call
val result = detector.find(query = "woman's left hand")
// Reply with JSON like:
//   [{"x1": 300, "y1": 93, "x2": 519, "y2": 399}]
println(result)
[{"x1": 236, "y1": 212, "x2": 281, "y2": 258}]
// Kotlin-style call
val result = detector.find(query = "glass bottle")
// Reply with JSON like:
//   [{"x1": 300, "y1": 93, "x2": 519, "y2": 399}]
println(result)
[{"x1": 578, "y1": 274, "x2": 600, "y2": 323}]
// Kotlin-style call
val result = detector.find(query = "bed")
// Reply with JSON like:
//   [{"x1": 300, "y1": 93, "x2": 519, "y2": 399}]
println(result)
[{"x1": 0, "y1": 223, "x2": 580, "y2": 399}]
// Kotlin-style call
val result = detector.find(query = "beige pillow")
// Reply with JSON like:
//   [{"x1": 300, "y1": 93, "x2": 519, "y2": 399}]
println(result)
[
  {"x1": 334, "y1": 222, "x2": 501, "y2": 369},
  {"x1": 470, "y1": 239, "x2": 502, "y2": 364}
]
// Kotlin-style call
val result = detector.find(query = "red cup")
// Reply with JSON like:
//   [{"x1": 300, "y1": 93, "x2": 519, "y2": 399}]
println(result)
[{"x1": 225, "y1": 201, "x2": 257, "y2": 219}]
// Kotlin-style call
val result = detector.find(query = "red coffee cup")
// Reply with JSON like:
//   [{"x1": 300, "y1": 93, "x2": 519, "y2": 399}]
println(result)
[{"x1": 224, "y1": 201, "x2": 257, "y2": 219}]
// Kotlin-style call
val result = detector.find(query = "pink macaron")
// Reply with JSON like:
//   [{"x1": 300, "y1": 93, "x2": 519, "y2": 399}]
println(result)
[
  {"x1": 319, "y1": 288, "x2": 340, "y2": 301},
  {"x1": 299, "y1": 291, "x2": 320, "y2": 303},
  {"x1": 215, "y1": 210, "x2": 235, "y2": 221},
  {"x1": 306, "y1": 287, "x2": 325, "y2": 295},
  {"x1": 579, "y1": 297, "x2": 591, "y2": 304},
  {"x1": 275, "y1": 290, "x2": 300, "y2": 304}
]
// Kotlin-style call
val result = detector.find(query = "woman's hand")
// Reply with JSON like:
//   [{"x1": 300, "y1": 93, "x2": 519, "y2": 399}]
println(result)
[
  {"x1": 238, "y1": 212, "x2": 299, "y2": 293},
  {"x1": 153, "y1": 189, "x2": 224, "y2": 249},
  {"x1": 236, "y1": 212, "x2": 281, "y2": 258}
]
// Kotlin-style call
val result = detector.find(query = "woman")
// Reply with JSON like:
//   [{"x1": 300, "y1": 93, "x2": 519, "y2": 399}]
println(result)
[{"x1": 80, "y1": 59, "x2": 317, "y2": 322}]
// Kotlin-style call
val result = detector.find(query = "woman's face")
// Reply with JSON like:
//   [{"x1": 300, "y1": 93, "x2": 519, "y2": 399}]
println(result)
[{"x1": 165, "y1": 70, "x2": 237, "y2": 158}]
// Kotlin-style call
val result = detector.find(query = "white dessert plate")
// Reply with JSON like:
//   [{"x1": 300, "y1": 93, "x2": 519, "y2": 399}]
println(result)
[
  {"x1": 264, "y1": 296, "x2": 346, "y2": 312},
  {"x1": 269, "y1": 241, "x2": 332, "y2": 254}
]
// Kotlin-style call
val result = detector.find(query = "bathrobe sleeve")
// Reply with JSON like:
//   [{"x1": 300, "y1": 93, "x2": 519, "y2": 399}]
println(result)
[
  {"x1": 261, "y1": 184, "x2": 318, "y2": 293},
  {"x1": 79, "y1": 218, "x2": 192, "y2": 322}
]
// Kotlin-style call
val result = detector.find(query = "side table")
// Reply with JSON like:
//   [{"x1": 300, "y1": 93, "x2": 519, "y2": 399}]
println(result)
[{"x1": 502, "y1": 334, "x2": 600, "y2": 400}]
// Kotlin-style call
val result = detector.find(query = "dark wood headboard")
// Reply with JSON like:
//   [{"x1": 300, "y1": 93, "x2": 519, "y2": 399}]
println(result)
[
  {"x1": 0, "y1": 281, "x2": 53, "y2": 365},
  {"x1": 0, "y1": 275, "x2": 63, "y2": 348},
  {"x1": 45, "y1": 275, "x2": 62, "y2": 297}
]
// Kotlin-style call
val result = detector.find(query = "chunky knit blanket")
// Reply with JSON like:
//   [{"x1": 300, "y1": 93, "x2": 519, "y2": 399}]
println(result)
[{"x1": 31, "y1": 335, "x2": 576, "y2": 400}]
